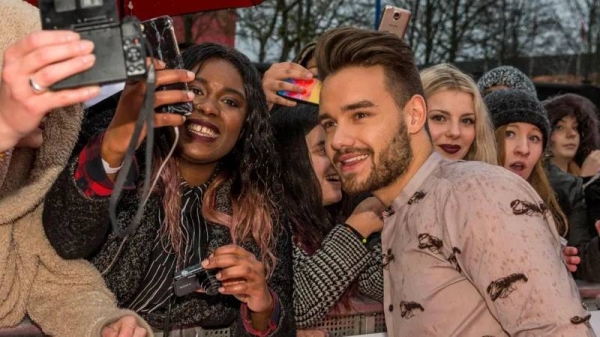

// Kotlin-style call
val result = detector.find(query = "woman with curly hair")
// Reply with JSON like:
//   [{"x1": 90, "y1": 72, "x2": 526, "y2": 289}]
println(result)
[
  {"x1": 42, "y1": 43, "x2": 294, "y2": 336},
  {"x1": 544, "y1": 93, "x2": 600, "y2": 178},
  {"x1": 544, "y1": 94, "x2": 600, "y2": 281}
]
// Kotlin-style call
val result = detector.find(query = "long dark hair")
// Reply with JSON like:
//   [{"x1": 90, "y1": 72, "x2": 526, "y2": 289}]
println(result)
[
  {"x1": 271, "y1": 103, "x2": 357, "y2": 310},
  {"x1": 152, "y1": 43, "x2": 282, "y2": 276},
  {"x1": 270, "y1": 104, "x2": 333, "y2": 253}
]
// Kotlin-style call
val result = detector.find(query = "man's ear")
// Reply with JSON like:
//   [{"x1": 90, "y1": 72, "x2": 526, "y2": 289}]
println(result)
[{"x1": 404, "y1": 95, "x2": 428, "y2": 135}]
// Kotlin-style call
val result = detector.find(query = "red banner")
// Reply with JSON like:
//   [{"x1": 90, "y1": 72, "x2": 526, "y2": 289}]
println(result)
[{"x1": 24, "y1": 0, "x2": 263, "y2": 20}]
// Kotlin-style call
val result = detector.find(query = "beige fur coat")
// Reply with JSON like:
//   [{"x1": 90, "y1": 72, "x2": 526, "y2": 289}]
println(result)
[{"x1": 0, "y1": 1, "x2": 152, "y2": 336}]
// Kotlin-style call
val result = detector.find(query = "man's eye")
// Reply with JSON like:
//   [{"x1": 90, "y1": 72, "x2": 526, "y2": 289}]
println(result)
[
  {"x1": 354, "y1": 112, "x2": 369, "y2": 120},
  {"x1": 322, "y1": 121, "x2": 335, "y2": 130}
]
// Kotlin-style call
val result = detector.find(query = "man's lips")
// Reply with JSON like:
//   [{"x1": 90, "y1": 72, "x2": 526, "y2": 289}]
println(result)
[
  {"x1": 439, "y1": 144, "x2": 461, "y2": 155},
  {"x1": 335, "y1": 153, "x2": 369, "y2": 173}
]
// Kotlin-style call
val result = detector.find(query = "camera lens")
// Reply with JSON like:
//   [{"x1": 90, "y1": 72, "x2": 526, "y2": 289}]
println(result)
[{"x1": 393, "y1": 12, "x2": 401, "y2": 20}]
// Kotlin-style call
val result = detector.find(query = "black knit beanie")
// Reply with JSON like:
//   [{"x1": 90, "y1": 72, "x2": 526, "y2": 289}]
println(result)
[
  {"x1": 484, "y1": 89, "x2": 550, "y2": 148},
  {"x1": 477, "y1": 66, "x2": 537, "y2": 97}
]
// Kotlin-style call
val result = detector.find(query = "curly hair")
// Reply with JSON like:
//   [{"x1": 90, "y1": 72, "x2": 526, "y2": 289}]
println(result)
[
  {"x1": 544, "y1": 94, "x2": 600, "y2": 171},
  {"x1": 152, "y1": 43, "x2": 282, "y2": 276}
]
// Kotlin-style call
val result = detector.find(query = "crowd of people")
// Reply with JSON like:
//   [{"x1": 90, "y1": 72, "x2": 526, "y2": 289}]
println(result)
[{"x1": 1, "y1": 0, "x2": 600, "y2": 336}]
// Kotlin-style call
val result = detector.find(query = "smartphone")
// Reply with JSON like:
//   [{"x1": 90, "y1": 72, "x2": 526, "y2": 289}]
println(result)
[
  {"x1": 277, "y1": 78, "x2": 321, "y2": 106},
  {"x1": 142, "y1": 16, "x2": 192, "y2": 116},
  {"x1": 378, "y1": 6, "x2": 411, "y2": 39}
]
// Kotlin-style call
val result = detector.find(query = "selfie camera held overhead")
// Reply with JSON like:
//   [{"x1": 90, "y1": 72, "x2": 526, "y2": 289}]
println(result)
[{"x1": 38, "y1": 0, "x2": 147, "y2": 90}]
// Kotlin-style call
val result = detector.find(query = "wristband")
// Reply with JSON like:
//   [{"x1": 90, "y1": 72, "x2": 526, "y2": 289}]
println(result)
[
  {"x1": 343, "y1": 223, "x2": 367, "y2": 245},
  {"x1": 102, "y1": 157, "x2": 123, "y2": 174}
]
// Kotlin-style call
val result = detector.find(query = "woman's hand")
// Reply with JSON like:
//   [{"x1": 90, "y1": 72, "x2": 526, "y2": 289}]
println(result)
[
  {"x1": 346, "y1": 197, "x2": 386, "y2": 239},
  {"x1": 581, "y1": 150, "x2": 600, "y2": 177},
  {"x1": 202, "y1": 245, "x2": 273, "y2": 314},
  {"x1": 262, "y1": 62, "x2": 313, "y2": 110},
  {"x1": 101, "y1": 315, "x2": 147, "y2": 337},
  {"x1": 101, "y1": 64, "x2": 195, "y2": 168},
  {"x1": 0, "y1": 30, "x2": 100, "y2": 151},
  {"x1": 562, "y1": 246, "x2": 580, "y2": 273}
]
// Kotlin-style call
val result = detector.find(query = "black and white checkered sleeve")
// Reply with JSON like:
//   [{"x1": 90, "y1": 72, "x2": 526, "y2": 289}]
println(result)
[{"x1": 293, "y1": 224, "x2": 373, "y2": 328}]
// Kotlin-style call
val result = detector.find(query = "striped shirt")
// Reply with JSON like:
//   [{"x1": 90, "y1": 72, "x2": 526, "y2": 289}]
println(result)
[{"x1": 129, "y1": 180, "x2": 210, "y2": 313}]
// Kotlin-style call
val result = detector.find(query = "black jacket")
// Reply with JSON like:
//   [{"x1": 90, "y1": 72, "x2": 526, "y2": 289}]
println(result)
[
  {"x1": 546, "y1": 163, "x2": 600, "y2": 282},
  {"x1": 584, "y1": 175, "x2": 600, "y2": 225},
  {"x1": 42, "y1": 99, "x2": 295, "y2": 335}
]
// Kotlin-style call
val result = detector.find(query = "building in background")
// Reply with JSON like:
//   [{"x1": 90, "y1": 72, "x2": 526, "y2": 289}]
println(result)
[{"x1": 173, "y1": 11, "x2": 236, "y2": 46}]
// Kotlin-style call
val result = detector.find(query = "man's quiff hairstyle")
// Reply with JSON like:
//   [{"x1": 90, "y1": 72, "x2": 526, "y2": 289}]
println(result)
[{"x1": 316, "y1": 26, "x2": 425, "y2": 109}]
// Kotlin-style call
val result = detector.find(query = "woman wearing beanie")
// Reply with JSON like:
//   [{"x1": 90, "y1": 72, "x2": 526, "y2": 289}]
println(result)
[
  {"x1": 420, "y1": 63, "x2": 497, "y2": 164},
  {"x1": 477, "y1": 65, "x2": 537, "y2": 98},
  {"x1": 485, "y1": 89, "x2": 568, "y2": 233},
  {"x1": 484, "y1": 89, "x2": 600, "y2": 281}
]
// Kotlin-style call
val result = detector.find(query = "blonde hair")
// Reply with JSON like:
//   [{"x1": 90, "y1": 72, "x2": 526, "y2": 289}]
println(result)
[
  {"x1": 496, "y1": 126, "x2": 569, "y2": 237},
  {"x1": 420, "y1": 63, "x2": 498, "y2": 165}
]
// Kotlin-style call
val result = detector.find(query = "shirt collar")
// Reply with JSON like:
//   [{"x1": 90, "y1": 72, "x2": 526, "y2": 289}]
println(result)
[{"x1": 391, "y1": 152, "x2": 443, "y2": 211}]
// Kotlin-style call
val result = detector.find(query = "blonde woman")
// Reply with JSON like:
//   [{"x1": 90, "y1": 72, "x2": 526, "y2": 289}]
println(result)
[{"x1": 420, "y1": 63, "x2": 497, "y2": 165}]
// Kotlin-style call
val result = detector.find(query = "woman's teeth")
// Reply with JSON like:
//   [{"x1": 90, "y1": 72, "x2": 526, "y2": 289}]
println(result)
[
  {"x1": 325, "y1": 174, "x2": 340, "y2": 182},
  {"x1": 510, "y1": 163, "x2": 524, "y2": 170},
  {"x1": 187, "y1": 124, "x2": 218, "y2": 138}
]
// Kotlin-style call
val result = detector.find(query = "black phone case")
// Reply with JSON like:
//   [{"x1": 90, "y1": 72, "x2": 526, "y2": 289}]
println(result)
[{"x1": 142, "y1": 16, "x2": 193, "y2": 115}]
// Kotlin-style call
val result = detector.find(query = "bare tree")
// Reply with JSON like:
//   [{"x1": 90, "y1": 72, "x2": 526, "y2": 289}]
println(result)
[
  {"x1": 564, "y1": 0, "x2": 600, "y2": 82},
  {"x1": 236, "y1": 0, "x2": 371, "y2": 62}
]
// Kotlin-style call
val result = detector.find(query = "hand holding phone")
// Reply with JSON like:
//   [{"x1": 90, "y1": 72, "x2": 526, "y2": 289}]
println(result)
[
  {"x1": 262, "y1": 62, "x2": 314, "y2": 109},
  {"x1": 142, "y1": 15, "x2": 192, "y2": 116},
  {"x1": 277, "y1": 78, "x2": 322, "y2": 106}
]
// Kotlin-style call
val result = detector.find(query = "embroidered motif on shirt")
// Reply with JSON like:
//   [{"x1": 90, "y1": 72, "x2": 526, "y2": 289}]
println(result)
[
  {"x1": 510, "y1": 200, "x2": 548, "y2": 217},
  {"x1": 399, "y1": 301, "x2": 424, "y2": 319},
  {"x1": 407, "y1": 190, "x2": 427, "y2": 205},
  {"x1": 448, "y1": 247, "x2": 462, "y2": 273},
  {"x1": 571, "y1": 314, "x2": 592, "y2": 325},
  {"x1": 487, "y1": 273, "x2": 528, "y2": 301},
  {"x1": 418, "y1": 233, "x2": 443, "y2": 253},
  {"x1": 383, "y1": 248, "x2": 395, "y2": 270}
]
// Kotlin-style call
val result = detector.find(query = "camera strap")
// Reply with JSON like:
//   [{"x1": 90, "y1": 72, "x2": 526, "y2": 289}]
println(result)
[{"x1": 108, "y1": 65, "x2": 156, "y2": 239}]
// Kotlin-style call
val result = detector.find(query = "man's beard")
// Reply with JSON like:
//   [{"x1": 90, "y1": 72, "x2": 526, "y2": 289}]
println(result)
[{"x1": 338, "y1": 120, "x2": 413, "y2": 195}]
